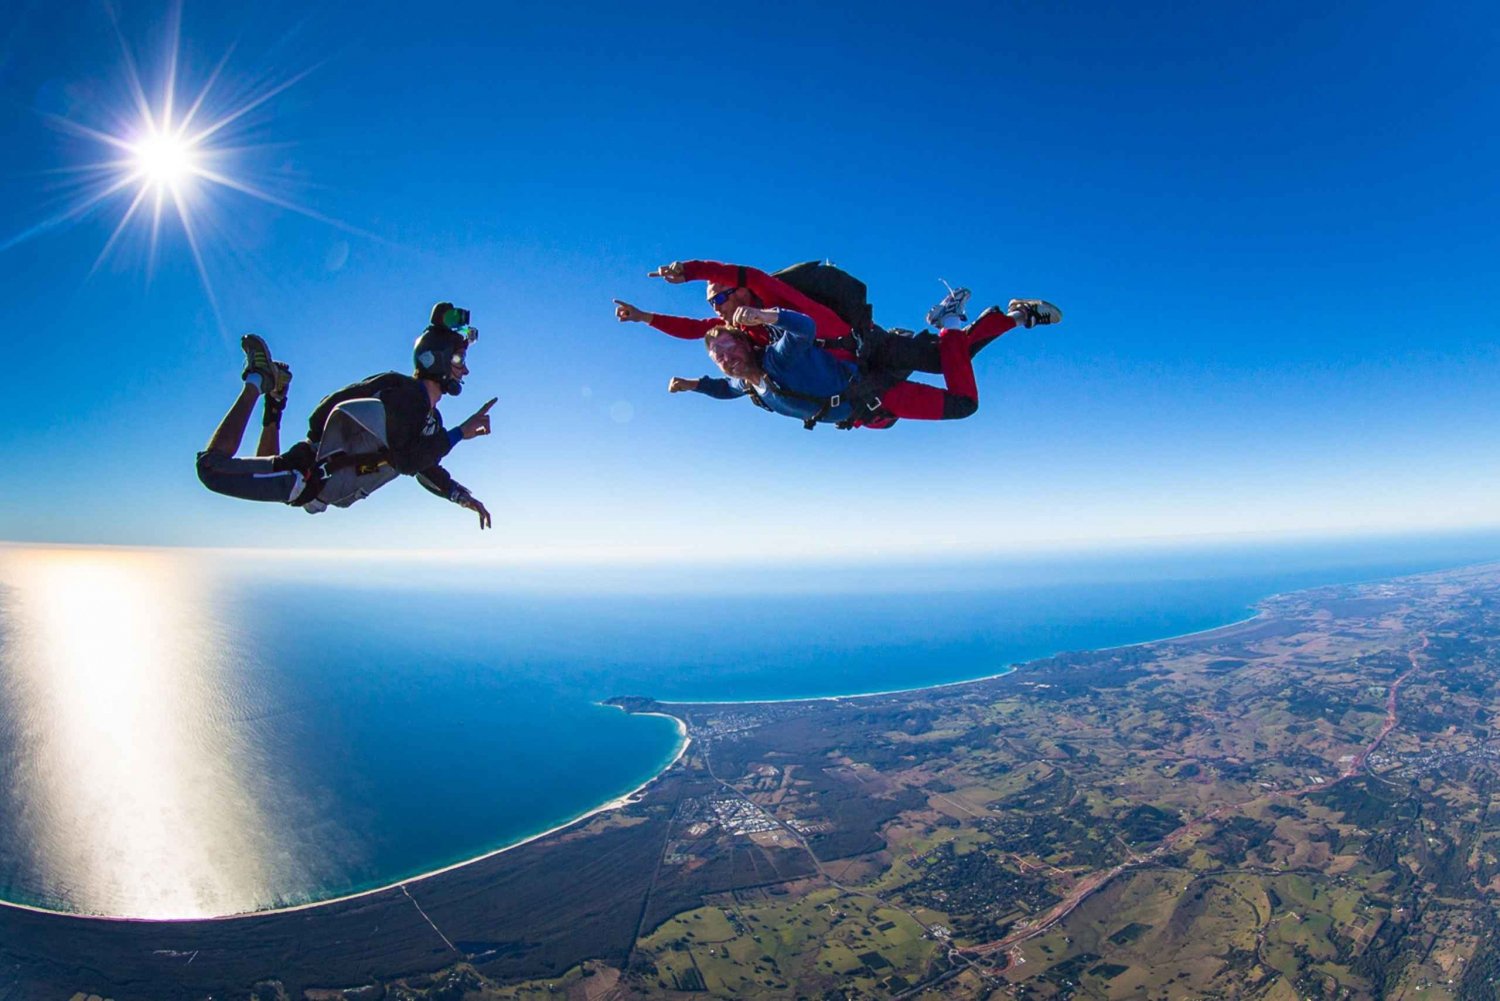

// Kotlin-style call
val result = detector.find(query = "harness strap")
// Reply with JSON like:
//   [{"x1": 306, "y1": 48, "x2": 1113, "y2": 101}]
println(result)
[
  {"x1": 814, "y1": 335, "x2": 860, "y2": 353},
  {"x1": 760, "y1": 373, "x2": 847, "y2": 430},
  {"x1": 320, "y1": 449, "x2": 390, "y2": 476},
  {"x1": 741, "y1": 385, "x2": 776, "y2": 414},
  {"x1": 752, "y1": 322, "x2": 909, "y2": 429},
  {"x1": 287, "y1": 466, "x2": 326, "y2": 507}
]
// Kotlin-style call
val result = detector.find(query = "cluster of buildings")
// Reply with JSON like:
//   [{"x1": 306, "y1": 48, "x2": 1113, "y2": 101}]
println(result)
[{"x1": 706, "y1": 795, "x2": 781, "y2": 836}]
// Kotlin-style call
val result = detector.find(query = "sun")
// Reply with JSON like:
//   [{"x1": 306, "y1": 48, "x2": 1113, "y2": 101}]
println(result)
[
  {"x1": 129, "y1": 129, "x2": 201, "y2": 194},
  {"x1": 0, "y1": 5, "x2": 368, "y2": 326}
]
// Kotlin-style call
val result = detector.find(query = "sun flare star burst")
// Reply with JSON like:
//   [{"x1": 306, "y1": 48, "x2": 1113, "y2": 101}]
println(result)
[
  {"x1": 129, "y1": 128, "x2": 201, "y2": 193},
  {"x1": 4, "y1": 7, "x2": 360, "y2": 323}
]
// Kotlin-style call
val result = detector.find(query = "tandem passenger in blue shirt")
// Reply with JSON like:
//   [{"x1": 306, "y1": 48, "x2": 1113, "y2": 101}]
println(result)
[{"x1": 670, "y1": 306, "x2": 858, "y2": 425}]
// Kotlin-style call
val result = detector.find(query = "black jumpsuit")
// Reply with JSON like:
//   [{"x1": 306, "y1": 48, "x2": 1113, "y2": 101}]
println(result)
[{"x1": 195, "y1": 372, "x2": 470, "y2": 507}]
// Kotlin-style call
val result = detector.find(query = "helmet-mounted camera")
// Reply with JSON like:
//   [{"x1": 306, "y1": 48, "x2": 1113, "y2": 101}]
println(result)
[
  {"x1": 440, "y1": 307, "x2": 479, "y2": 347},
  {"x1": 414, "y1": 304, "x2": 478, "y2": 397}
]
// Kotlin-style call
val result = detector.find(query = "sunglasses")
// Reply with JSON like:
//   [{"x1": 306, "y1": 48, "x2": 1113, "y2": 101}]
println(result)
[{"x1": 709, "y1": 287, "x2": 741, "y2": 308}]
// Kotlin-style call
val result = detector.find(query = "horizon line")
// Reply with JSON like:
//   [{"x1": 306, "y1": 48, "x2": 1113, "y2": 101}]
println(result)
[{"x1": 5, "y1": 521, "x2": 1500, "y2": 568}]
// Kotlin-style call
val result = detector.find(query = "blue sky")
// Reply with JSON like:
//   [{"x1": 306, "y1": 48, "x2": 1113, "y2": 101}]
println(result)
[{"x1": 0, "y1": 0, "x2": 1496, "y2": 559}]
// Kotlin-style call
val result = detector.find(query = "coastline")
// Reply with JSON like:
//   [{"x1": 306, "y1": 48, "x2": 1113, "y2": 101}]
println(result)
[
  {"x1": 0, "y1": 712, "x2": 692, "y2": 925},
  {"x1": 0, "y1": 559, "x2": 1470, "y2": 925},
  {"x1": 658, "y1": 665, "x2": 1021, "y2": 708},
  {"x1": 661, "y1": 608, "x2": 1271, "y2": 709},
  {"x1": 1101, "y1": 610, "x2": 1263, "y2": 652}
]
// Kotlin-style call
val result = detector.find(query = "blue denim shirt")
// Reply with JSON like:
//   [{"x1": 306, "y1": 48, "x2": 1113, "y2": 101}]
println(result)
[{"x1": 693, "y1": 309, "x2": 858, "y2": 423}]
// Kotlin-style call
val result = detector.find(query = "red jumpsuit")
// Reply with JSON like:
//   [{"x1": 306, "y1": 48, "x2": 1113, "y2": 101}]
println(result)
[
  {"x1": 650, "y1": 260, "x2": 1018, "y2": 428},
  {"x1": 647, "y1": 260, "x2": 856, "y2": 359}
]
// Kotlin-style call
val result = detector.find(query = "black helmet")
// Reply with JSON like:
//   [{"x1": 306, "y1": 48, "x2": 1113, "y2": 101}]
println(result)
[{"x1": 413, "y1": 302, "x2": 477, "y2": 396}]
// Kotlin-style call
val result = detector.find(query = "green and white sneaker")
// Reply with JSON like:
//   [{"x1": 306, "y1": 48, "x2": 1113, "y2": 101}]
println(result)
[
  {"x1": 1007, "y1": 299, "x2": 1063, "y2": 329},
  {"x1": 265, "y1": 361, "x2": 292, "y2": 405},
  {"x1": 240, "y1": 333, "x2": 280, "y2": 390},
  {"x1": 261, "y1": 362, "x2": 293, "y2": 425}
]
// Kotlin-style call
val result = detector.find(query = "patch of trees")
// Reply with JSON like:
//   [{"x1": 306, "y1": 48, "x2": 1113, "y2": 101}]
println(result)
[
  {"x1": 1118, "y1": 804, "x2": 1182, "y2": 845},
  {"x1": 984, "y1": 808, "x2": 1124, "y2": 871},
  {"x1": 1107, "y1": 922, "x2": 1150, "y2": 946},
  {"x1": 1016, "y1": 648, "x2": 1153, "y2": 696},
  {"x1": 1283, "y1": 685, "x2": 1351, "y2": 720},
  {"x1": 1457, "y1": 915, "x2": 1500, "y2": 1000},
  {"x1": 1203, "y1": 816, "x2": 1277, "y2": 862},
  {"x1": 805, "y1": 784, "x2": 928, "y2": 861},
  {"x1": 1310, "y1": 775, "x2": 1408, "y2": 829},
  {"x1": 1043, "y1": 952, "x2": 1102, "y2": 987},
  {"x1": 1089, "y1": 961, "x2": 1130, "y2": 980},
  {"x1": 1348, "y1": 900, "x2": 1420, "y2": 997}
]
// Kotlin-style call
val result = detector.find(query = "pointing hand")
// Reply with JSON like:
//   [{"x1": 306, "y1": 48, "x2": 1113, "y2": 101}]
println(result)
[
  {"x1": 648, "y1": 261, "x2": 687, "y2": 283},
  {"x1": 460, "y1": 397, "x2": 497, "y2": 439},
  {"x1": 613, "y1": 299, "x2": 651, "y2": 323}
]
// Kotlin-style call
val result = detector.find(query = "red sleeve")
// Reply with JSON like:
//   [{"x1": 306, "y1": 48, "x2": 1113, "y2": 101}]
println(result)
[
  {"x1": 648, "y1": 312, "x2": 717, "y2": 341},
  {"x1": 680, "y1": 259, "x2": 740, "y2": 285},
  {"x1": 680, "y1": 260, "x2": 851, "y2": 340}
]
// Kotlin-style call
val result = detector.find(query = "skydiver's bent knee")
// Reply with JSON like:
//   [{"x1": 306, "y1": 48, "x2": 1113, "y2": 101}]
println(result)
[
  {"x1": 195, "y1": 449, "x2": 234, "y2": 491},
  {"x1": 195, "y1": 449, "x2": 303, "y2": 504},
  {"x1": 942, "y1": 395, "x2": 978, "y2": 421}
]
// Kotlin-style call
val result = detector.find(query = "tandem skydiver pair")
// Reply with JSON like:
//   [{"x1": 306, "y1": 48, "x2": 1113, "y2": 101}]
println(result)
[{"x1": 613, "y1": 259, "x2": 1060, "y2": 430}]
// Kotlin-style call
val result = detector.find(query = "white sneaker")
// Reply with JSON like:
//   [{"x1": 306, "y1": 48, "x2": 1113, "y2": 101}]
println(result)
[
  {"x1": 926, "y1": 281, "x2": 972, "y2": 329},
  {"x1": 1007, "y1": 299, "x2": 1062, "y2": 328}
]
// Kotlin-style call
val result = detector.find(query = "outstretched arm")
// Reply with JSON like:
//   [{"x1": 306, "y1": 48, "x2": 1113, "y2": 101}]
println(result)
[
  {"x1": 680, "y1": 260, "x2": 851, "y2": 339},
  {"x1": 615, "y1": 297, "x2": 717, "y2": 340},
  {"x1": 686, "y1": 376, "x2": 747, "y2": 400},
  {"x1": 416, "y1": 465, "x2": 492, "y2": 529},
  {"x1": 651, "y1": 313, "x2": 719, "y2": 341},
  {"x1": 613, "y1": 299, "x2": 654, "y2": 324}
]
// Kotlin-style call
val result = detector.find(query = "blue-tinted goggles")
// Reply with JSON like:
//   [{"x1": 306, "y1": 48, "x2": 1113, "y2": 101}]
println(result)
[{"x1": 709, "y1": 287, "x2": 740, "y2": 308}]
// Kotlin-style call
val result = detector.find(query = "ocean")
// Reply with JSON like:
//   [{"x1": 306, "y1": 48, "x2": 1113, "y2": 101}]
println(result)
[{"x1": 0, "y1": 530, "x2": 1495, "y2": 918}]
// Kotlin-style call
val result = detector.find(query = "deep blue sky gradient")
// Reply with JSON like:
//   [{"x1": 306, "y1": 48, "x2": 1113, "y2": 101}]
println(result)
[{"x1": 1, "y1": 1, "x2": 1496, "y2": 556}]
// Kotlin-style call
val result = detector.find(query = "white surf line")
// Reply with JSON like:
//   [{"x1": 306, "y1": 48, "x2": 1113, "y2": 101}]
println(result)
[
  {"x1": 401, "y1": 884, "x2": 459, "y2": 956},
  {"x1": 0, "y1": 716, "x2": 693, "y2": 923}
]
